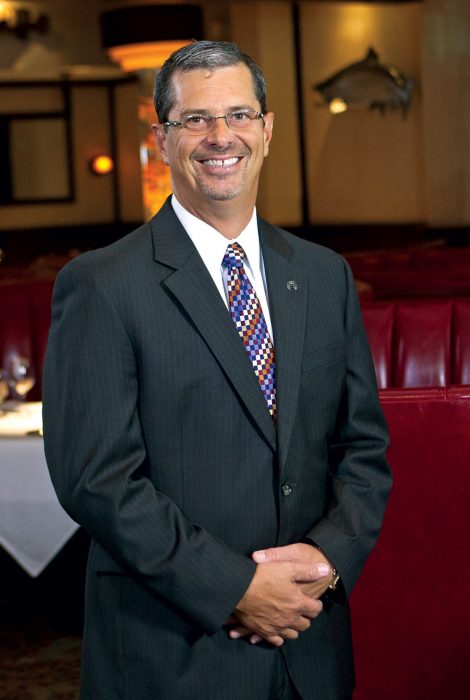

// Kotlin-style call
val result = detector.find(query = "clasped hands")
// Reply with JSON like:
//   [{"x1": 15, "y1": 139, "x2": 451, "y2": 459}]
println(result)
[{"x1": 226, "y1": 543, "x2": 332, "y2": 647}]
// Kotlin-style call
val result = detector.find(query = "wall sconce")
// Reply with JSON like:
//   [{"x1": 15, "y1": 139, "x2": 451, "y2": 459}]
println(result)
[
  {"x1": 90, "y1": 155, "x2": 114, "y2": 176},
  {"x1": 0, "y1": 3, "x2": 50, "y2": 40},
  {"x1": 314, "y1": 48, "x2": 413, "y2": 116},
  {"x1": 328, "y1": 98, "x2": 348, "y2": 115}
]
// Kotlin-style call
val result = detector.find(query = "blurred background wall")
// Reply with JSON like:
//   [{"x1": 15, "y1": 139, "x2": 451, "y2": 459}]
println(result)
[{"x1": 1, "y1": 0, "x2": 470, "y2": 262}]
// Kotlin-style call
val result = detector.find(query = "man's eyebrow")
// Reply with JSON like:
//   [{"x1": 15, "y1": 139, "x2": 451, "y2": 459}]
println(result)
[
  {"x1": 178, "y1": 105, "x2": 257, "y2": 116},
  {"x1": 178, "y1": 108, "x2": 212, "y2": 117}
]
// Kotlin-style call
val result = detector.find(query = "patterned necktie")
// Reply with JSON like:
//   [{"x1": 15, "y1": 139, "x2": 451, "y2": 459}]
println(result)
[{"x1": 222, "y1": 242, "x2": 277, "y2": 419}]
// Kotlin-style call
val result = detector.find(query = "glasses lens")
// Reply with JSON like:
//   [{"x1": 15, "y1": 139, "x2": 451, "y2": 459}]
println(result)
[
  {"x1": 183, "y1": 115, "x2": 210, "y2": 132},
  {"x1": 226, "y1": 111, "x2": 258, "y2": 129}
]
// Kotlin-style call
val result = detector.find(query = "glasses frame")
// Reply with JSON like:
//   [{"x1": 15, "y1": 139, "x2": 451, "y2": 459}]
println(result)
[{"x1": 163, "y1": 110, "x2": 265, "y2": 134}]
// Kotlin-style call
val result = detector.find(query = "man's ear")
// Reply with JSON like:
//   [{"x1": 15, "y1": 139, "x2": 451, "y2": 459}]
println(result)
[
  {"x1": 152, "y1": 124, "x2": 170, "y2": 165},
  {"x1": 262, "y1": 112, "x2": 274, "y2": 158}
]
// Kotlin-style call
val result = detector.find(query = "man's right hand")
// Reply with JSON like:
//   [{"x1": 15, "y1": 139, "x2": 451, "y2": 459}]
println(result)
[{"x1": 230, "y1": 560, "x2": 330, "y2": 646}]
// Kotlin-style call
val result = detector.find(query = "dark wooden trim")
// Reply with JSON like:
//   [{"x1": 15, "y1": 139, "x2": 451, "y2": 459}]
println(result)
[
  {"x1": 6, "y1": 113, "x2": 74, "y2": 205},
  {"x1": 0, "y1": 75, "x2": 136, "y2": 89},
  {"x1": 0, "y1": 78, "x2": 76, "y2": 205},
  {"x1": 292, "y1": 1, "x2": 310, "y2": 227},
  {"x1": 107, "y1": 83, "x2": 121, "y2": 223},
  {"x1": 0, "y1": 116, "x2": 12, "y2": 205},
  {"x1": 0, "y1": 111, "x2": 65, "y2": 120},
  {"x1": 280, "y1": 222, "x2": 470, "y2": 253},
  {"x1": 63, "y1": 81, "x2": 75, "y2": 203}
]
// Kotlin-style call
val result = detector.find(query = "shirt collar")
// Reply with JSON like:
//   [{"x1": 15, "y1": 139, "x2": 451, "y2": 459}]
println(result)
[{"x1": 171, "y1": 195, "x2": 260, "y2": 272}]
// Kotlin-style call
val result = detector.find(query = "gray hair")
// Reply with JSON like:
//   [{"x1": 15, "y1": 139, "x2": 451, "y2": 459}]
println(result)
[{"x1": 153, "y1": 40, "x2": 267, "y2": 123}]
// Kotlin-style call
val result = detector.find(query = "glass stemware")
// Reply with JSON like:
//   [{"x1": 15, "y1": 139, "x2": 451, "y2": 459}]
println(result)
[
  {"x1": 0, "y1": 368, "x2": 9, "y2": 404},
  {"x1": 6, "y1": 356, "x2": 36, "y2": 401}
]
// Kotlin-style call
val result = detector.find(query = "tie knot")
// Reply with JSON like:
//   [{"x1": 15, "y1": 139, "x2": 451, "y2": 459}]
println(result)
[{"x1": 222, "y1": 242, "x2": 246, "y2": 270}]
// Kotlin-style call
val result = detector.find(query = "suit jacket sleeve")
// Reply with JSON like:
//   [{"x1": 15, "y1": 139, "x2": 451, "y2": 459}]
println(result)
[
  {"x1": 305, "y1": 260, "x2": 392, "y2": 597},
  {"x1": 42, "y1": 257, "x2": 256, "y2": 635}
]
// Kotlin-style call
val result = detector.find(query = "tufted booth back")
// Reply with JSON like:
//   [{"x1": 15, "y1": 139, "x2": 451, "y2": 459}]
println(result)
[
  {"x1": 1, "y1": 284, "x2": 470, "y2": 399},
  {"x1": 361, "y1": 299, "x2": 470, "y2": 388},
  {"x1": 344, "y1": 247, "x2": 470, "y2": 299},
  {"x1": 346, "y1": 245, "x2": 470, "y2": 275}
]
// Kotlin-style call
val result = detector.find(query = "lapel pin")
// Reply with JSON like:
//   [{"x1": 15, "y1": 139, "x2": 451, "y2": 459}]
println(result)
[{"x1": 287, "y1": 280, "x2": 298, "y2": 291}]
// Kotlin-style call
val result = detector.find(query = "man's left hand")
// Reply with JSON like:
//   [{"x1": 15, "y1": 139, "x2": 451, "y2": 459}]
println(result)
[
  {"x1": 253, "y1": 543, "x2": 332, "y2": 600},
  {"x1": 227, "y1": 543, "x2": 333, "y2": 645}
]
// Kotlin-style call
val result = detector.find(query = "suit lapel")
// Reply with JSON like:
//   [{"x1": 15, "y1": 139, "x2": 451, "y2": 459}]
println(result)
[
  {"x1": 259, "y1": 218, "x2": 307, "y2": 470},
  {"x1": 150, "y1": 201, "x2": 277, "y2": 451}
]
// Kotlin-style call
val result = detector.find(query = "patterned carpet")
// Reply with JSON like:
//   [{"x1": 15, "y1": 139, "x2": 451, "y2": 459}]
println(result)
[
  {"x1": 0, "y1": 531, "x2": 88, "y2": 699},
  {"x1": 0, "y1": 620, "x2": 81, "y2": 699}
]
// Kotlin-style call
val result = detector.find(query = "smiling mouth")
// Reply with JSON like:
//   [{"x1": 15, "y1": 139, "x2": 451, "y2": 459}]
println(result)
[{"x1": 197, "y1": 156, "x2": 242, "y2": 167}]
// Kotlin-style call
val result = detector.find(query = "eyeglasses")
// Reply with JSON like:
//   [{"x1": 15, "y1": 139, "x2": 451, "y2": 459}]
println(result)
[{"x1": 163, "y1": 110, "x2": 265, "y2": 134}]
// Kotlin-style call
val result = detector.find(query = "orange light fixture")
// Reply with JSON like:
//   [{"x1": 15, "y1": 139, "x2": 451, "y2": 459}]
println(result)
[
  {"x1": 108, "y1": 40, "x2": 189, "y2": 72},
  {"x1": 100, "y1": 4, "x2": 203, "y2": 218},
  {"x1": 90, "y1": 155, "x2": 114, "y2": 175},
  {"x1": 0, "y1": 2, "x2": 14, "y2": 24}
]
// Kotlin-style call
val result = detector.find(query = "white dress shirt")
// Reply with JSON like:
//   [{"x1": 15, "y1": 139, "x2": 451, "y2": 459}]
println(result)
[{"x1": 171, "y1": 195, "x2": 274, "y2": 339}]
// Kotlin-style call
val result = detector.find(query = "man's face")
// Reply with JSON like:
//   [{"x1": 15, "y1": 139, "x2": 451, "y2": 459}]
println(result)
[{"x1": 154, "y1": 63, "x2": 274, "y2": 215}]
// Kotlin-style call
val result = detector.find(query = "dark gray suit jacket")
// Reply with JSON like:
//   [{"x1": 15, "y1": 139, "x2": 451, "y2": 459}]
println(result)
[{"x1": 43, "y1": 199, "x2": 391, "y2": 699}]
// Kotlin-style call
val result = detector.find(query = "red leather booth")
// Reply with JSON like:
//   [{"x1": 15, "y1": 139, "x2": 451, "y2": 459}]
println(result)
[
  {"x1": 345, "y1": 246, "x2": 470, "y2": 299},
  {"x1": 351, "y1": 387, "x2": 470, "y2": 700},
  {"x1": 3, "y1": 288, "x2": 469, "y2": 399},
  {"x1": 0, "y1": 281, "x2": 54, "y2": 401},
  {"x1": 352, "y1": 300, "x2": 470, "y2": 698},
  {"x1": 362, "y1": 299, "x2": 470, "y2": 389}
]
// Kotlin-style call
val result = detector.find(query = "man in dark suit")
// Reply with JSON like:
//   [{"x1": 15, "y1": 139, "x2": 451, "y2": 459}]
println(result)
[{"x1": 43, "y1": 41, "x2": 391, "y2": 699}]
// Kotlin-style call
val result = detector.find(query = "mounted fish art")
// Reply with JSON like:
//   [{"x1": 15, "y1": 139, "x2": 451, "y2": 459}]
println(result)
[{"x1": 314, "y1": 48, "x2": 413, "y2": 116}]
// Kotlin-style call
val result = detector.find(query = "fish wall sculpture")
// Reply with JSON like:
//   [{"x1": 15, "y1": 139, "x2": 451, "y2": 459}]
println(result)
[{"x1": 314, "y1": 47, "x2": 413, "y2": 115}]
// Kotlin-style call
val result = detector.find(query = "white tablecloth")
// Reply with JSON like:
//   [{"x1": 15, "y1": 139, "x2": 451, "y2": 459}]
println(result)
[
  {"x1": 0, "y1": 401, "x2": 43, "y2": 437},
  {"x1": 0, "y1": 435, "x2": 80, "y2": 577}
]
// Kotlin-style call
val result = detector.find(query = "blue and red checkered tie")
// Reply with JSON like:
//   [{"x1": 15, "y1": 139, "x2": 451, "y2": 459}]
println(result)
[{"x1": 222, "y1": 243, "x2": 276, "y2": 419}]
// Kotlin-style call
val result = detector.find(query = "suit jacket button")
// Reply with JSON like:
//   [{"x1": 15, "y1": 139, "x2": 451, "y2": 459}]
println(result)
[{"x1": 281, "y1": 483, "x2": 292, "y2": 496}]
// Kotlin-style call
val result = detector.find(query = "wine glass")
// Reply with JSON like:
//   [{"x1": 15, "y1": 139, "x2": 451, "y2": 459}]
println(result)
[{"x1": 6, "y1": 355, "x2": 36, "y2": 401}]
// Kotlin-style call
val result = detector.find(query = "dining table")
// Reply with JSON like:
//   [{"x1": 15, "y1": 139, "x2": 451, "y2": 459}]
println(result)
[{"x1": 0, "y1": 401, "x2": 80, "y2": 577}]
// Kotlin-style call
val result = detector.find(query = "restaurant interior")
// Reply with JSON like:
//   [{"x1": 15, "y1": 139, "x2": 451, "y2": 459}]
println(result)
[{"x1": 0, "y1": 0, "x2": 469, "y2": 698}]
